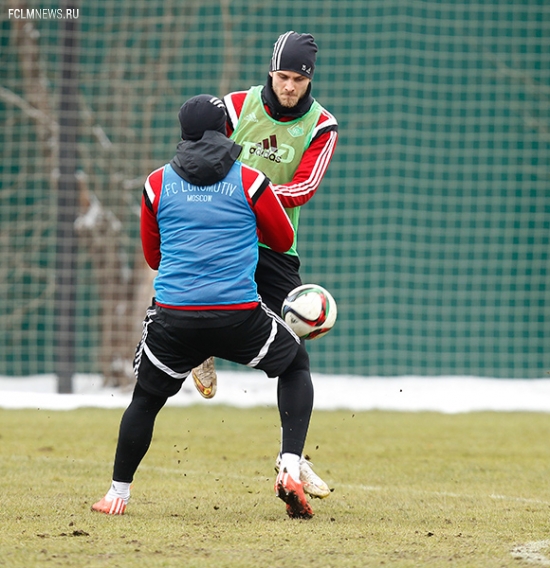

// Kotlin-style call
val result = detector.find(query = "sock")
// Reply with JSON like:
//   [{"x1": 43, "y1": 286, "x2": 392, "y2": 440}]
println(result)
[
  {"x1": 106, "y1": 480, "x2": 131, "y2": 504},
  {"x1": 279, "y1": 452, "x2": 301, "y2": 483}
]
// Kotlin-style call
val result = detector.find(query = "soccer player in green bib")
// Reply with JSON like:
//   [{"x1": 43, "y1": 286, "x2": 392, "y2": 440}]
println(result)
[{"x1": 192, "y1": 31, "x2": 339, "y2": 498}]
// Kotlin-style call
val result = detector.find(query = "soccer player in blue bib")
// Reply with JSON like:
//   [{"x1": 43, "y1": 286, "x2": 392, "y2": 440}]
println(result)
[{"x1": 91, "y1": 94, "x2": 316, "y2": 519}]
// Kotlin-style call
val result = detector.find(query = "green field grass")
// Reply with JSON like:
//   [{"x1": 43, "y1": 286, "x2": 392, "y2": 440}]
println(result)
[{"x1": 1, "y1": 404, "x2": 549, "y2": 567}]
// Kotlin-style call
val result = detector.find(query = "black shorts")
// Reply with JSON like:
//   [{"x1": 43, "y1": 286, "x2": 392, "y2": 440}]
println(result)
[
  {"x1": 255, "y1": 247, "x2": 302, "y2": 314},
  {"x1": 133, "y1": 302, "x2": 301, "y2": 397}
]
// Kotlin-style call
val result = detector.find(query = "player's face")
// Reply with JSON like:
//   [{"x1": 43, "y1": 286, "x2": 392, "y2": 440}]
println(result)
[{"x1": 270, "y1": 70, "x2": 311, "y2": 108}]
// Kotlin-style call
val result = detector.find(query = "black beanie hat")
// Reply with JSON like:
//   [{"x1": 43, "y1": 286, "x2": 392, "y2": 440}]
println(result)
[
  {"x1": 270, "y1": 31, "x2": 318, "y2": 78},
  {"x1": 178, "y1": 94, "x2": 227, "y2": 141}
]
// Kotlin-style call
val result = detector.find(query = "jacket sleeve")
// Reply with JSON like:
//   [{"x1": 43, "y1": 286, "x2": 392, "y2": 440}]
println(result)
[
  {"x1": 272, "y1": 124, "x2": 338, "y2": 209},
  {"x1": 223, "y1": 91, "x2": 248, "y2": 134},
  {"x1": 241, "y1": 166, "x2": 294, "y2": 253},
  {"x1": 140, "y1": 167, "x2": 163, "y2": 270}
]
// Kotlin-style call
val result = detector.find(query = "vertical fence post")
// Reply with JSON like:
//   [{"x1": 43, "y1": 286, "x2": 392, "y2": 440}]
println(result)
[{"x1": 55, "y1": 6, "x2": 79, "y2": 393}]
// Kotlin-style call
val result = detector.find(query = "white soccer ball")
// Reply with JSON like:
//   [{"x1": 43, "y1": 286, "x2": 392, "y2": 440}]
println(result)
[{"x1": 281, "y1": 284, "x2": 338, "y2": 340}]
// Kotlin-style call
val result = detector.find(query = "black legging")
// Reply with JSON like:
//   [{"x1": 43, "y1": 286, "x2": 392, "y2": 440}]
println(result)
[
  {"x1": 277, "y1": 342, "x2": 313, "y2": 456},
  {"x1": 113, "y1": 346, "x2": 312, "y2": 483},
  {"x1": 113, "y1": 382, "x2": 167, "y2": 483},
  {"x1": 254, "y1": 247, "x2": 314, "y2": 454}
]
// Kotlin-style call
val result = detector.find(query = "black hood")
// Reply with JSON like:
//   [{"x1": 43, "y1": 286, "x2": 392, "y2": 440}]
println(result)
[
  {"x1": 170, "y1": 130, "x2": 242, "y2": 186},
  {"x1": 261, "y1": 74, "x2": 314, "y2": 121}
]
